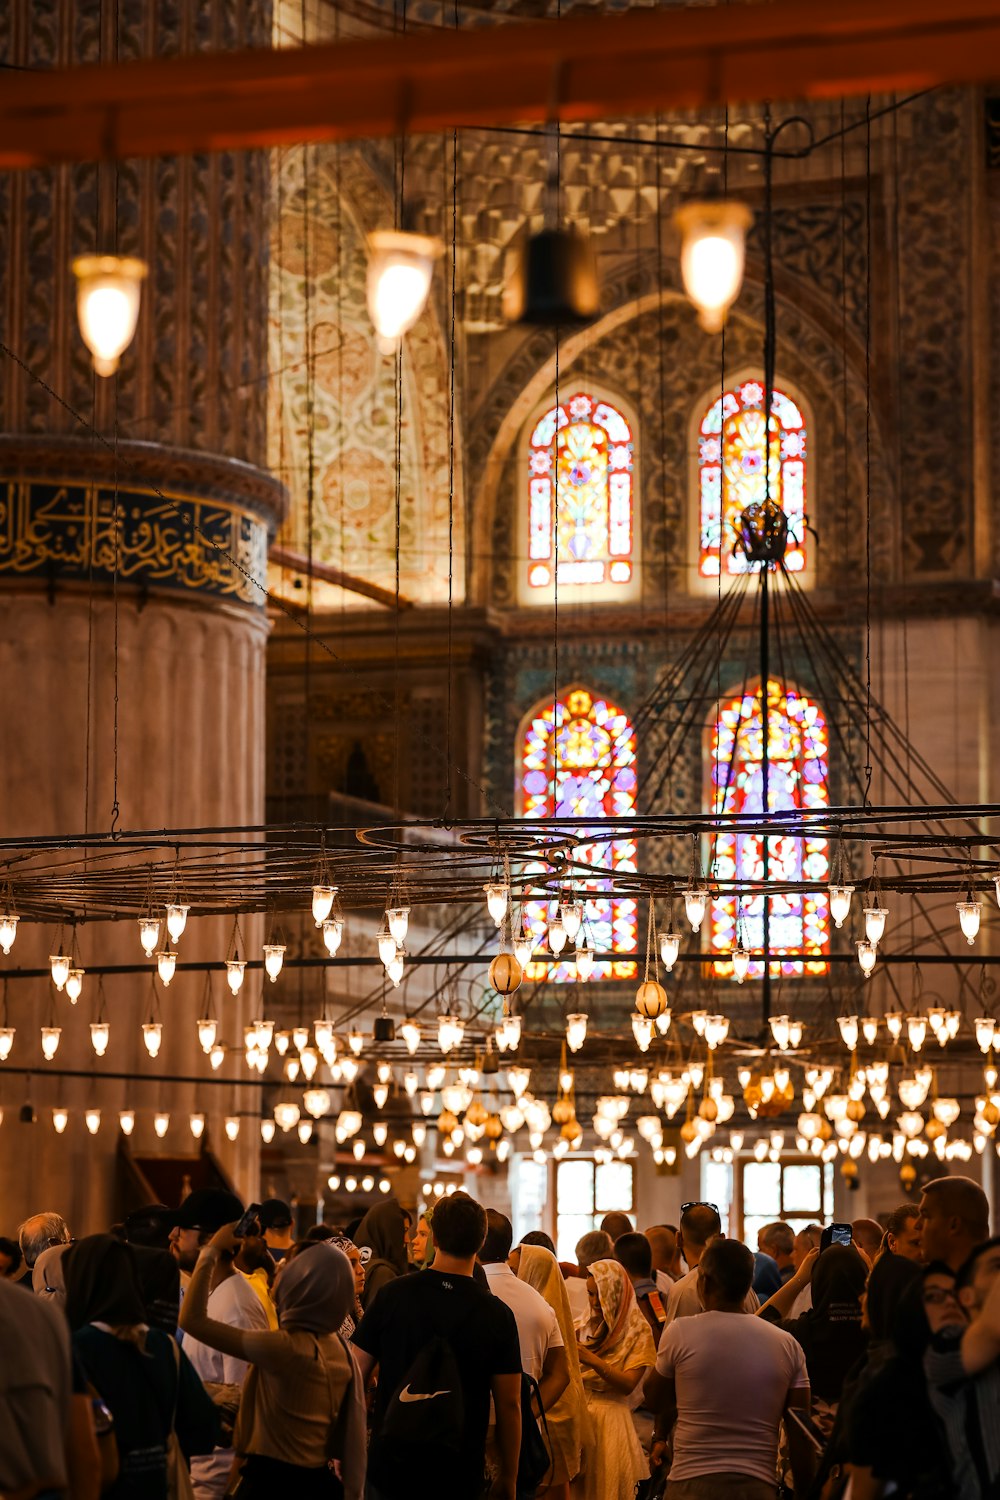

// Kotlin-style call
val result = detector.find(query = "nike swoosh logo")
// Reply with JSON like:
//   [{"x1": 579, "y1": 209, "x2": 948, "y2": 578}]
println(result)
[{"x1": 399, "y1": 1385, "x2": 451, "y2": 1403}]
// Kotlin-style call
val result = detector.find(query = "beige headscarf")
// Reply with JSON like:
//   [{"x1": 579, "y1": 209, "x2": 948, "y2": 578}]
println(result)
[
  {"x1": 581, "y1": 1259, "x2": 656, "y2": 1392},
  {"x1": 517, "y1": 1243, "x2": 592, "y2": 1479}
]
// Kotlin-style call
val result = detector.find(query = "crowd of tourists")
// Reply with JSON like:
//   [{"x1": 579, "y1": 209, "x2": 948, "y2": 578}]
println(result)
[{"x1": 3, "y1": 1175, "x2": 1000, "y2": 1500}]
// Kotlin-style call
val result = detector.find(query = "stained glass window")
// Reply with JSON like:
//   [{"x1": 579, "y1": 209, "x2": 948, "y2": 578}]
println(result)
[
  {"x1": 518, "y1": 687, "x2": 638, "y2": 980},
  {"x1": 709, "y1": 679, "x2": 830, "y2": 977},
  {"x1": 698, "y1": 381, "x2": 807, "y2": 578},
  {"x1": 527, "y1": 392, "x2": 634, "y2": 592}
]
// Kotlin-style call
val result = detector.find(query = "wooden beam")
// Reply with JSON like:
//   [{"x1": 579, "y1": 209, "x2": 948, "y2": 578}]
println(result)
[
  {"x1": 0, "y1": 0, "x2": 998, "y2": 166},
  {"x1": 269, "y1": 545, "x2": 413, "y2": 610}
]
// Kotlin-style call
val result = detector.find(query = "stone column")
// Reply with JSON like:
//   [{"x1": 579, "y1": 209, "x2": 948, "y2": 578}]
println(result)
[{"x1": 0, "y1": 0, "x2": 284, "y2": 1231}]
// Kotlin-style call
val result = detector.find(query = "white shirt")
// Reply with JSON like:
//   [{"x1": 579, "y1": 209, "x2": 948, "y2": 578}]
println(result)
[
  {"x1": 182, "y1": 1272, "x2": 270, "y2": 1500},
  {"x1": 656, "y1": 1309, "x2": 809, "y2": 1484},
  {"x1": 483, "y1": 1262, "x2": 563, "y2": 1382},
  {"x1": 654, "y1": 1268, "x2": 680, "y2": 1298},
  {"x1": 661, "y1": 1266, "x2": 759, "y2": 1325}
]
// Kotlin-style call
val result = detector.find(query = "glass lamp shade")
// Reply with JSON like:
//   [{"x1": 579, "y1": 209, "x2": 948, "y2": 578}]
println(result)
[
  {"x1": 957, "y1": 898, "x2": 982, "y2": 945},
  {"x1": 72, "y1": 255, "x2": 147, "y2": 375},
  {"x1": 483, "y1": 884, "x2": 509, "y2": 926},
  {"x1": 274, "y1": 1100, "x2": 301, "y2": 1133},
  {"x1": 209, "y1": 1043, "x2": 225, "y2": 1071},
  {"x1": 263, "y1": 943, "x2": 285, "y2": 981},
  {"x1": 119, "y1": 1109, "x2": 135, "y2": 1136},
  {"x1": 142, "y1": 1022, "x2": 162, "y2": 1058},
  {"x1": 224, "y1": 1116, "x2": 240, "y2": 1142},
  {"x1": 0, "y1": 1025, "x2": 16, "y2": 1060},
  {"x1": 165, "y1": 903, "x2": 189, "y2": 943},
  {"x1": 153, "y1": 1111, "x2": 170, "y2": 1138},
  {"x1": 138, "y1": 917, "x2": 160, "y2": 956},
  {"x1": 731, "y1": 946, "x2": 751, "y2": 983},
  {"x1": 322, "y1": 917, "x2": 343, "y2": 956},
  {"x1": 932, "y1": 1097, "x2": 961, "y2": 1128},
  {"x1": 311, "y1": 885, "x2": 336, "y2": 926},
  {"x1": 857, "y1": 939, "x2": 877, "y2": 977},
  {"x1": 561, "y1": 900, "x2": 583, "y2": 942},
  {"x1": 861, "y1": 1016, "x2": 879, "y2": 1046},
  {"x1": 400, "y1": 1019, "x2": 421, "y2": 1055},
  {"x1": 575, "y1": 942, "x2": 595, "y2": 981},
  {"x1": 507, "y1": 1065, "x2": 531, "y2": 1099},
  {"x1": 156, "y1": 950, "x2": 176, "y2": 986},
  {"x1": 52, "y1": 1106, "x2": 69, "y2": 1134},
  {"x1": 387, "y1": 907, "x2": 410, "y2": 944},
  {"x1": 674, "y1": 200, "x2": 752, "y2": 333},
  {"x1": 260, "y1": 1118, "x2": 276, "y2": 1144},
  {"x1": 659, "y1": 930, "x2": 681, "y2": 970},
  {"x1": 189, "y1": 1113, "x2": 205, "y2": 1139},
  {"x1": 828, "y1": 884, "x2": 855, "y2": 929},
  {"x1": 90, "y1": 1021, "x2": 110, "y2": 1057},
  {"x1": 513, "y1": 934, "x2": 534, "y2": 969},
  {"x1": 387, "y1": 952, "x2": 405, "y2": 987},
  {"x1": 682, "y1": 888, "x2": 708, "y2": 933},
  {"x1": 225, "y1": 960, "x2": 246, "y2": 995},
  {"x1": 0, "y1": 912, "x2": 18, "y2": 954},
  {"x1": 40, "y1": 1025, "x2": 62, "y2": 1060},
  {"x1": 837, "y1": 1015, "x2": 860, "y2": 1051},
  {"x1": 631, "y1": 1013, "x2": 654, "y2": 1052},
  {"x1": 49, "y1": 953, "x2": 71, "y2": 991},
  {"x1": 974, "y1": 1017, "x2": 996, "y2": 1053},
  {"x1": 489, "y1": 952, "x2": 523, "y2": 997},
  {"x1": 85, "y1": 1108, "x2": 101, "y2": 1135},
  {"x1": 547, "y1": 917, "x2": 567, "y2": 955},
  {"x1": 65, "y1": 968, "x2": 84, "y2": 1004},
  {"x1": 863, "y1": 905, "x2": 888, "y2": 945},
  {"x1": 565, "y1": 1013, "x2": 588, "y2": 1053},
  {"x1": 313, "y1": 1018, "x2": 334, "y2": 1054},
  {"x1": 197, "y1": 1018, "x2": 217, "y2": 1054},
  {"x1": 367, "y1": 229, "x2": 441, "y2": 345},
  {"x1": 303, "y1": 1087, "x2": 331, "y2": 1119},
  {"x1": 907, "y1": 1016, "x2": 928, "y2": 1052}
]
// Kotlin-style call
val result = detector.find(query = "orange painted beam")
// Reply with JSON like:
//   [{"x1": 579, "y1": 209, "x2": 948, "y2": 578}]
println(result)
[{"x1": 0, "y1": 0, "x2": 997, "y2": 165}]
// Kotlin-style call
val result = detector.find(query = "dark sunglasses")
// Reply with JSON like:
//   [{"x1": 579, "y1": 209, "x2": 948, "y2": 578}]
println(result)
[{"x1": 681, "y1": 1202, "x2": 720, "y2": 1214}]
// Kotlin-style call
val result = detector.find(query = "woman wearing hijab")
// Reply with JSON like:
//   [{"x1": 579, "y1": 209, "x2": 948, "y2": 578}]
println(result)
[
  {"x1": 573, "y1": 1258, "x2": 655, "y2": 1500},
  {"x1": 179, "y1": 1224, "x2": 366, "y2": 1500},
  {"x1": 352, "y1": 1199, "x2": 408, "y2": 1307},
  {"x1": 513, "y1": 1242, "x2": 591, "y2": 1499},
  {"x1": 758, "y1": 1244, "x2": 868, "y2": 1416},
  {"x1": 65, "y1": 1234, "x2": 219, "y2": 1500},
  {"x1": 328, "y1": 1236, "x2": 366, "y2": 1338}
]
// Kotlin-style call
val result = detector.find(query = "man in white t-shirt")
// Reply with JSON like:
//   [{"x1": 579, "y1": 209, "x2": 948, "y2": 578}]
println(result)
[
  {"x1": 480, "y1": 1210, "x2": 569, "y2": 1395},
  {"x1": 643, "y1": 1238, "x2": 810, "y2": 1498},
  {"x1": 662, "y1": 1204, "x2": 758, "y2": 1324}
]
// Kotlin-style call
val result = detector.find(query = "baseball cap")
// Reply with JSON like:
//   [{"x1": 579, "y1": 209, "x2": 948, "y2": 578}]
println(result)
[
  {"x1": 258, "y1": 1198, "x2": 293, "y2": 1231},
  {"x1": 167, "y1": 1188, "x2": 244, "y2": 1233}
]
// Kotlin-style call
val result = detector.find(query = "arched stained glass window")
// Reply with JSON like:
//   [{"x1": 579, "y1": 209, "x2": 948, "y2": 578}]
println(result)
[
  {"x1": 709, "y1": 679, "x2": 830, "y2": 977},
  {"x1": 527, "y1": 392, "x2": 635, "y2": 593},
  {"x1": 518, "y1": 687, "x2": 638, "y2": 981},
  {"x1": 698, "y1": 381, "x2": 807, "y2": 578}
]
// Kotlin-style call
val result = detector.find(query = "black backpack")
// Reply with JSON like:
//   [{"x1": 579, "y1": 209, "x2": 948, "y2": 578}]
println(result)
[
  {"x1": 372, "y1": 1336, "x2": 466, "y2": 1495},
  {"x1": 517, "y1": 1373, "x2": 552, "y2": 1492}
]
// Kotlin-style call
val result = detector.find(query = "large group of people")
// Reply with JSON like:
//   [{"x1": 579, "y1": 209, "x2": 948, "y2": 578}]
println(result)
[{"x1": 4, "y1": 1175, "x2": 1000, "y2": 1500}]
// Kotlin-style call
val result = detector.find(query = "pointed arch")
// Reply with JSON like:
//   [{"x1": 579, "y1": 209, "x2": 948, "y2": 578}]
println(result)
[
  {"x1": 707, "y1": 678, "x2": 831, "y2": 977},
  {"x1": 516, "y1": 686, "x2": 638, "y2": 980}
]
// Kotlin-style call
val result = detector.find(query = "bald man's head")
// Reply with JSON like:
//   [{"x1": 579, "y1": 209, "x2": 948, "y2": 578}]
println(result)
[
  {"x1": 679, "y1": 1203, "x2": 722, "y2": 1264},
  {"x1": 645, "y1": 1225, "x2": 678, "y2": 1273}
]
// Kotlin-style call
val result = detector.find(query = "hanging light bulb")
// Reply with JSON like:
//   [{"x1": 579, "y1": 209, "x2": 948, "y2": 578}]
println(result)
[
  {"x1": 674, "y1": 199, "x2": 752, "y2": 333},
  {"x1": 274, "y1": 1032, "x2": 290, "y2": 1056},
  {"x1": 565, "y1": 1013, "x2": 588, "y2": 1053},
  {"x1": 507, "y1": 1065, "x2": 531, "y2": 1099},
  {"x1": 682, "y1": 887, "x2": 708, "y2": 933},
  {"x1": 837, "y1": 1015, "x2": 860, "y2": 1051},
  {"x1": 322, "y1": 917, "x2": 344, "y2": 956},
  {"x1": 659, "y1": 930, "x2": 681, "y2": 971},
  {"x1": 189, "y1": 1112, "x2": 205, "y2": 1140},
  {"x1": 631, "y1": 1013, "x2": 654, "y2": 1052},
  {"x1": 226, "y1": 959, "x2": 246, "y2": 995},
  {"x1": 400, "y1": 1019, "x2": 421, "y2": 1055},
  {"x1": 313, "y1": 1017, "x2": 334, "y2": 1054},
  {"x1": 138, "y1": 917, "x2": 160, "y2": 956},
  {"x1": 263, "y1": 943, "x2": 285, "y2": 981},
  {"x1": 732, "y1": 945, "x2": 751, "y2": 983},
  {"x1": 387, "y1": 906, "x2": 410, "y2": 944},
  {"x1": 72, "y1": 254, "x2": 147, "y2": 375},
  {"x1": 482, "y1": 883, "x2": 510, "y2": 927},
  {"x1": 703, "y1": 1014, "x2": 730, "y2": 1049},
  {"x1": 828, "y1": 884, "x2": 855, "y2": 929},
  {"x1": 312, "y1": 885, "x2": 336, "y2": 926},
  {"x1": 90, "y1": 1020, "x2": 110, "y2": 1057},
  {"x1": 857, "y1": 939, "x2": 877, "y2": 977},
  {"x1": 404, "y1": 1070, "x2": 419, "y2": 1096},
  {"x1": 769, "y1": 1014, "x2": 791, "y2": 1050},
  {"x1": 52, "y1": 1106, "x2": 69, "y2": 1134},
  {"x1": 85, "y1": 1107, "x2": 101, "y2": 1135},
  {"x1": 156, "y1": 949, "x2": 176, "y2": 987},
  {"x1": 575, "y1": 941, "x2": 595, "y2": 981},
  {"x1": 300, "y1": 1048, "x2": 318, "y2": 1081},
  {"x1": 561, "y1": 898, "x2": 583, "y2": 943},
  {"x1": 864, "y1": 904, "x2": 888, "y2": 945},
  {"x1": 372, "y1": 1120, "x2": 388, "y2": 1147},
  {"x1": 274, "y1": 1099, "x2": 301, "y2": 1133},
  {"x1": 119, "y1": 1109, "x2": 135, "y2": 1136},
  {"x1": 153, "y1": 1111, "x2": 170, "y2": 1138},
  {"x1": 49, "y1": 953, "x2": 70, "y2": 991},
  {"x1": 367, "y1": 229, "x2": 441, "y2": 346},
  {"x1": 142, "y1": 1022, "x2": 162, "y2": 1059},
  {"x1": 548, "y1": 916, "x2": 567, "y2": 955},
  {"x1": 209, "y1": 1043, "x2": 225, "y2": 1071},
  {"x1": 165, "y1": 903, "x2": 189, "y2": 943},
  {"x1": 197, "y1": 1017, "x2": 217, "y2": 1054},
  {"x1": 861, "y1": 1016, "x2": 879, "y2": 1046},
  {"x1": 346, "y1": 1028, "x2": 364, "y2": 1056},
  {"x1": 224, "y1": 1116, "x2": 240, "y2": 1142},
  {"x1": 0, "y1": 910, "x2": 18, "y2": 954},
  {"x1": 426, "y1": 1063, "x2": 446, "y2": 1090},
  {"x1": 298, "y1": 1121, "x2": 313, "y2": 1145},
  {"x1": 65, "y1": 968, "x2": 84, "y2": 1005},
  {"x1": 907, "y1": 1016, "x2": 928, "y2": 1052},
  {"x1": 260, "y1": 1118, "x2": 276, "y2": 1144},
  {"x1": 957, "y1": 895, "x2": 982, "y2": 945},
  {"x1": 40, "y1": 1025, "x2": 61, "y2": 1060},
  {"x1": 513, "y1": 929, "x2": 534, "y2": 970},
  {"x1": 885, "y1": 1011, "x2": 904, "y2": 1042},
  {"x1": 340, "y1": 1056, "x2": 359, "y2": 1084},
  {"x1": 254, "y1": 1018, "x2": 274, "y2": 1051},
  {"x1": 975, "y1": 1017, "x2": 996, "y2": 1053},
  {"x1": 387, "y1": 950, "x2": 405, "y2": 986}
]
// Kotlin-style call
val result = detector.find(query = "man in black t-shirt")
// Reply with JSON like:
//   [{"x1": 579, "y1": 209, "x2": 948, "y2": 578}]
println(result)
[{"x1": 353, "y1": 1191, "x2": 522, "y2": 1500}]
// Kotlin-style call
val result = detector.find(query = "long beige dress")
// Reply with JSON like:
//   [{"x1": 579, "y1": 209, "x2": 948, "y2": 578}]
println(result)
[{"x1": 572, "y1": 1259, "x2": 655, "y2": 1500}]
